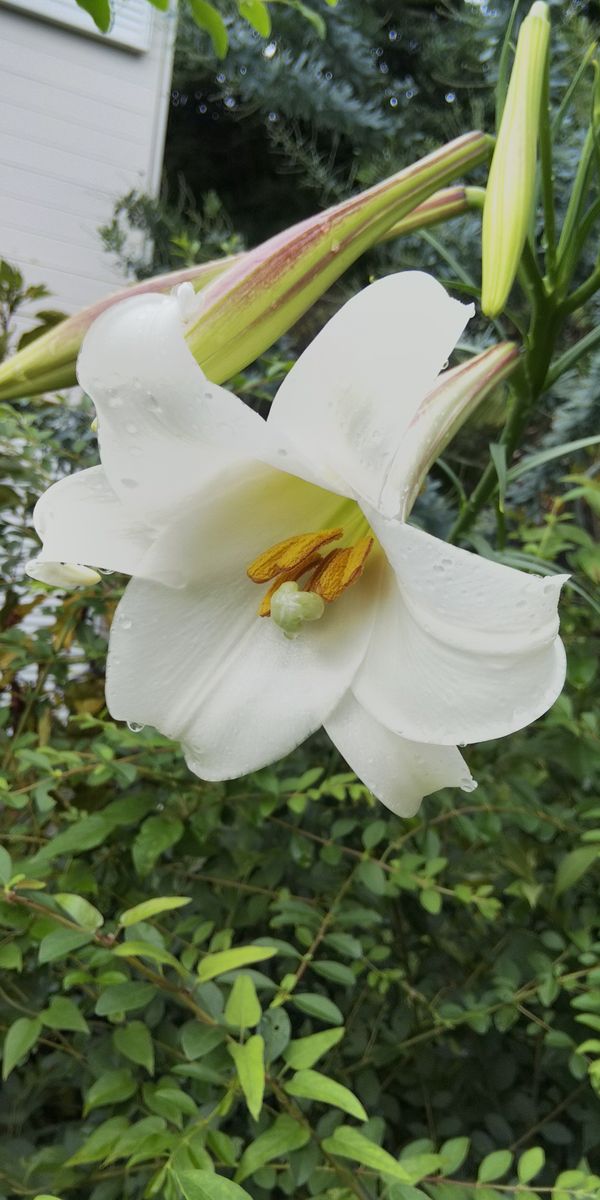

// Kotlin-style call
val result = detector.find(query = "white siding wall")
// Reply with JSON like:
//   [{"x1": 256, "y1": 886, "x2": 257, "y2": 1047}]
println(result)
[{"x1": 0, "y1": 0, "x2": 175, "y2": 331}]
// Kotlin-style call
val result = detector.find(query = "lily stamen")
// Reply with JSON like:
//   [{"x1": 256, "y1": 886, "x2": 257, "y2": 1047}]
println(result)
[{"x1": 248, "y1": 526, "x2": 374, "y2": 621}]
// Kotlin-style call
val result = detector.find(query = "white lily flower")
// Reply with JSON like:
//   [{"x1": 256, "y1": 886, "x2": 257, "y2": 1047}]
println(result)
[{"x1": 26, "y1": 272, "x2": 567, "y2": 817}]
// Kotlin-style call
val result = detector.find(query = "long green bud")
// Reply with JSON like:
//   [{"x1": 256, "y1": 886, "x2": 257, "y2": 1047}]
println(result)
[
  {"x1": 185, "y1": 134, "x2": 489, "y2": 381},
  {"x1": 481, "y1": 1, "x2": 550, "y2": 317},
  {"x1": 0, "y1": 134, "x2": 489, "y2": 401}
]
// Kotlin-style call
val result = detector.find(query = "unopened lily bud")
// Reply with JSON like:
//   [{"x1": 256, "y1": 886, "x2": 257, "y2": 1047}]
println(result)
[
  {"x1": 185, "y1": 133, "x2": 490, "y2": 382},
  {"x1": 0, "y1": 257, "x2": 236, "y2": 402},
  {"x1": 481, "y1": 1, "x2": 550, "y2": 317},
  {"x1": 397, "y1": 341, "x2": 520, "y2": 518},
  {"x1": 0, "y1": 135, "x2": 489, "y2": 402}
]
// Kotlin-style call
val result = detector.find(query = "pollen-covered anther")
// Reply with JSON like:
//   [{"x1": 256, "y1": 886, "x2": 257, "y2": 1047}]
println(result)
[
  {"x1": 258, "y1": 554, "x2": 322, "y2": 617},
  {"x1": 246, "y1": 527, "x2": 344, "y2": 583},
  {"x1": 307, "y1": 536, "x2": 374, "y2": 602}
]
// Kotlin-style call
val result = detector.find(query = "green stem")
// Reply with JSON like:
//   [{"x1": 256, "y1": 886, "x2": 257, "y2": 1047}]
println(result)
[
  {"x1": 556, "y1": 125, "x2": 595, "y2": 277},
  {"x1": 544, "y1": 322, "x2": 600, "y2": 387},
  {"x1": 551, "y1": 43, "x2": 597, "y2": 136},
  {"x1": 561, "y1": 260, "x2": 600, "y2": 313}
]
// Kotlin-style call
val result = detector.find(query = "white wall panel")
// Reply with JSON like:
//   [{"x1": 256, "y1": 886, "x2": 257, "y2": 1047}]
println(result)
[{"x1": 0, "y1": 1, "x2": 176, "y2": 340}]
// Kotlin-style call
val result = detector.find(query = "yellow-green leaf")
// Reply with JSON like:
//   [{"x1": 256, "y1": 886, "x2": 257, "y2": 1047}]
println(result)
[
  {"x1": 284, "y1": 1069, "x2": 366, "y2": 1120},
  {"x1": 228, "y1": 1035, "x2": 265, "y2": 1120},
  {"x1": 197, "y1": 945, "x2": 276, "y2": 982},
  {"x1": 321, "y1": 1126, "x2": 411, "y2": 1181},
  {"x1": 118, "y1": 896, "x2": 191, "y2": 927},
  {"x1": 225, "y1": 974, "x2": 262, "y2": 1029},
  {"x1": 2, "y1": 1016, "x2": 42, "y2": 1079},
  {"x1": 283, "y1": 1026, "x2": 344, "y2": 1069}
]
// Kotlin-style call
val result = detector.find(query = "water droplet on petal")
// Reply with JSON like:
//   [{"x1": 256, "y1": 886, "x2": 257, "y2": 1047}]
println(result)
[
  {"x1": 127, "y1": 721, "x2": 145, "y2": 733},
  {"x1": 460, "y1": 777, "x2": 478, "y2": 794}
]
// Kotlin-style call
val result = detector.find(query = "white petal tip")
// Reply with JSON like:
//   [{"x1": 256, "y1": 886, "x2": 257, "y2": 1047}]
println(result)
[
  {"x1": 175, "y1": 281, "x2": 199, "y2": 323},
  {"x1": 26, "y1": 559, "x2": 101, "y2": 588}
]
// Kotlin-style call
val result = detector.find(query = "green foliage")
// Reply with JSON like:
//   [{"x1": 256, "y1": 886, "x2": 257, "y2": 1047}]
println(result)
[
  {"x1": 3, "y1": 4, "x2": 600, "y2": 1199},
  {"x1": 1, "y1": 376, "x2": 599, "y2": 1196}
]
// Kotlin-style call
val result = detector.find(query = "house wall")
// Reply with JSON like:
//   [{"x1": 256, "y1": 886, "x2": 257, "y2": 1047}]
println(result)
[{"x1": 0, "y1": 0, "x2": 176, "y2": 333}]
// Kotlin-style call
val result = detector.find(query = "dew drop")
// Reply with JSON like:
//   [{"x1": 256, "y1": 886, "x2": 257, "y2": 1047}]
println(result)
[
  {"x1": 127, "y1": 720, "x2": 145, "y2": 733},
  {"x1": 120, "y1": 617, "x2": 132, "y2": 630},
  {"x1": 125, "y1": 422, "x2": 138, "y2": 435},
  {"x1": 460, "y1": 777, "x2": 478, "y2": 794},
  {"x1": 98, "y1": 567, "x2": 114, "y2": 576}
]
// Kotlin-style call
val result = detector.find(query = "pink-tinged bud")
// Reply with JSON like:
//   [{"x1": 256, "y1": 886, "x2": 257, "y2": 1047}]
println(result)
[
  {"x1": 184, "y1": 133, "x2": 490, "y2": 381},
  {"x1": 400, "y1": 342, "x2": 520, "y2": 518},
  {"x1": 381, "y1": 186, "x2": 472, "y2": 242},
  {"x1": 0, "y1": 258, "x2": 237, "y2": 402},
  {"x1": 0, "y1": 134, "x2": 489, "y2": 401}
]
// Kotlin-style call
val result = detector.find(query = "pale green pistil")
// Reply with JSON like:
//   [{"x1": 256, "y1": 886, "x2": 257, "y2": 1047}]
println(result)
[{"x1": 270, "y1": 581, "x2": 325, "y2": 638}]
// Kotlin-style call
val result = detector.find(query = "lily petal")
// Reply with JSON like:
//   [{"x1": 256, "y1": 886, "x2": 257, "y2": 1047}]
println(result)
[
  {"x1": 106, "y1": 464, "x2": 382, "y2": 777},
  {"x1": 354, "y1": 521, "x2": 567, "y2": 745},
  {"x1": 77, "y1": 292, "x2": 268, "y2": 521},
  {"x1": 267, "y1": 272, "x2": 472, "y2": 516},
  {"x1": 28, "y1": 466, "x2": 154, "y2": 577},
  {"x1": 325, "y1": 691, "x2": 476, "y2": 817}
]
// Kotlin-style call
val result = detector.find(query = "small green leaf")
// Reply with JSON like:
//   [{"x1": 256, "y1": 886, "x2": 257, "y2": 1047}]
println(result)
[
  {"x1": 239, "y1": 0, "x2": 271, "y2": 37},
  {"x1": 2, "y1": 1016, "x2": 42, "y2": 1079},
  {"x1": 181, "y1": 1023, "x2": 227, "y2": 1060},
  {"x1": 285, "y1": 0, "x2": 326, "y2": 38},
  {"x1": 284, "y1": 1069, "x2": 367, "y2": 1120},
  {"x1": 478, "y1": 1150, "x2": 513, "y2": 1183},
  {"x1": 113, "y1": 940, "x2": 182, "y2": 971},
  {"x1": 322, "y1": 1126, "x2": 410, "y2": 1181},
  {"x1": 197, "y1": 945, "x2": 276, "y2": 982},
  {"x1": 189, "y1": 0, "x2": 228, "y2": 58},
  {"x1": 420, "y1": 889, "x2": 442, "y2": 915},
  {"x1": 66, "y1": 1116, "x2": 129, "y2": 1166},
  {"x1": 357, "y1": 859, "x2": 386, "y2": 895},
  {"x1": 0, "y1": 844, "x2": 12, "y2": 884},
  {"x1": 228, "y1": 1035, "x2": 265, "y2": 1120},
  {"x1": 290, "y1": 993, "x2": 343, "y2": 1025},
  {"x1": 0, "y1": 943, "x2": 23, "y2": 971},
  {"x1": 283, "y1": 1027, "x2": 344, "y2": 1069},
  {"x1": 42, "y1": 996, "x2": 89, "y2": 1033},
  {"x1": 225, "y1": 974, "x2": 262, "y2": 1029},
  {"x1": 132, "y1": 816, "x2": 184, "y2": 876},
  {"x1": 439, "y1": 1136, "x2": 470, "y2": 1175},
  {"x1": 84, "y1": 1068, "x2": 136, "y2": 1115},
  {"x1": 113, "y1": 1021, "x2": 154, "y2": 1074},
  {"x1": 555, "y1": 847, "x2": 598, "y2": 896},
  {"x1": 518, "y1": 1146, "x2": 545, "y2": 1184},
  {"x1": 177, "y1": 1170, "x2": 252, "y2": 1199},
  {"x1": 311, "y1": 959, "x2": 356, "y2": 986},
  {"x1": 38, "y1": 928, "x2": 93, "y2": 964},
  {"x1": 235, "y1": 1114, "x2": 310, "y2": 1183},
  {"x1": 118, "y1": 896, "x2": 191, "y2": 927},
  {"x1": 75, "y1": 0, "x2": 111, "y2": 32},
  {"x1": 55, "y1": 893, "x2": 104, "y2": 930},
  {"x1": 95, "y1": 982, "x2": 155, "y2": 1016}
]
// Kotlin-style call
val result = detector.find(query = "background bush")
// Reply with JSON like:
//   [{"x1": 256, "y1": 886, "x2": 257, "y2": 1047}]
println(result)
[{"x1": 1, "y1": 1, "x2": 600, "y2": 1198}]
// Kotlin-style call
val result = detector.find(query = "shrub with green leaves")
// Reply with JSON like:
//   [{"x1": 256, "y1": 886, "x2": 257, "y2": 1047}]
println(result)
[{"x1": 2, "y1": 1, "x2": 600, "y2": 1197}]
